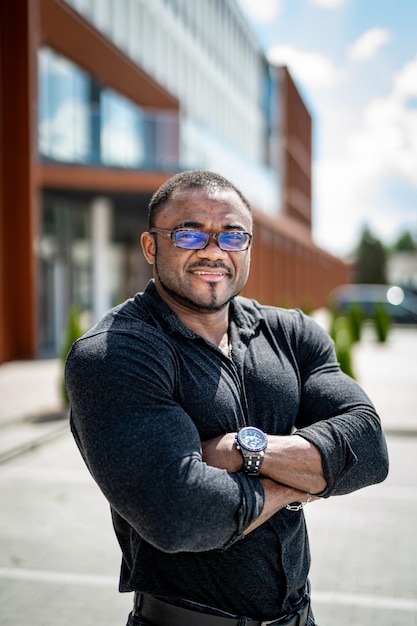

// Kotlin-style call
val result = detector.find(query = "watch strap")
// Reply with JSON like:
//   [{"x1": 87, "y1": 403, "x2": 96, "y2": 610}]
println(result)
[{"x1": 241, "y1": 449, "x2": 265, "y2": 475}]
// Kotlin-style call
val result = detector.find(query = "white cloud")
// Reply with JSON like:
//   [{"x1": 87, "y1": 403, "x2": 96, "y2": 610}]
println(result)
[
  {"x1": 314, "y1": 154, "x2": 416, "y2": 255},
  {"x1": 268, "y1": 45, "x2": 346, "y2": 89},
  {"x1": 309, "y1": 0, "x2": 346, "y2": 7},
  {"x1": 347, "y1": 54, "x2": 417, "y2": 185},
  {"x1": 313, "y1": 158, "x2": 370, "y2": 255},
  {"x1": 348, "y1": 28, "x2": 392, "y2": 62},
  {"x1": 393, "y1": 53, "x2": 417, "y2": 99},
  {"x1": 314, "y1": 155, "x2": 413, "y2": 256},
  {"x1": 314, "y1": 54, "x2": 417, "y2": 254},
  {"x1": 236, "y1": 0, "x2": 282, "y2": 22}
]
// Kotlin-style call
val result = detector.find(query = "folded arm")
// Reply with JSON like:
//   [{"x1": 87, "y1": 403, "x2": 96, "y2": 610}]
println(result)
[
  {"x1": 202, "y1": 432, "x2": 326, "y2": 494},
  {"x1": 202, "y1": 433, "x2": 323, "y2": 535},
  {"x1": 66, "y1": 330, "x2": 265, "y2": 554}
]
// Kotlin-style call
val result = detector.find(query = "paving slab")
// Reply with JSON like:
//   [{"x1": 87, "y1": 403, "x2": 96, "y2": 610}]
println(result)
[{"x1": 353, "y1": 325, "x2": 417, "y2": 434}]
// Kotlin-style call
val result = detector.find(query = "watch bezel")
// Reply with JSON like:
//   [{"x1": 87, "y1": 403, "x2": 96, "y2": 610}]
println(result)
[{"x1": 237, "y1": 426, "x2": 267, "y2": 452}]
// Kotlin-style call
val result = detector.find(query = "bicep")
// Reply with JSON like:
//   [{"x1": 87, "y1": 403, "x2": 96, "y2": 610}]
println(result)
[{"x1": 66, "y1": 331, "x2": 263, "y2": 551}]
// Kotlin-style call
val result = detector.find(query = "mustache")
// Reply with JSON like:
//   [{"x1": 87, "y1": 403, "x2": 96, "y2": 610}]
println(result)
[{"x1": 187, "y1": 260, "x2": 232, "y2": 273}]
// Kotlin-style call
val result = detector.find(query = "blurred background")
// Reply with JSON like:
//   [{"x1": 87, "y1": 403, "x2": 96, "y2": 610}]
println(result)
[
  {"x1": 0, "y1": 0, "x2": 415, "y2": 364},
  {"x1": 0, "y1": 1, "x2": 416, "y2": 625}
]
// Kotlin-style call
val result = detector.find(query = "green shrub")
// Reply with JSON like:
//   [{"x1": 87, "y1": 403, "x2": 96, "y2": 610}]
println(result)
[
  {"x1": 330, "y1": 315, "x2": 356, "y2": 379},
  {"x1": 59, "y1": 305, "x2": 85, "y2": 406},
  {"x1": 346, "y1": 303, "x2": 364, "y2": 343},
  {"x1": 373, "y1": 304, "x2": 391, "y2": 343}
]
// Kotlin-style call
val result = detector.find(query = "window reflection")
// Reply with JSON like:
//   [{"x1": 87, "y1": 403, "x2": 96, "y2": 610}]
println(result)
[
  {"x1": 39, "y1": 48, "x2": 90, "y2": 162},
  {"x1": 38, "y1": 47, "x2": 179, "y2": 170},
  {"x1": 101, "y1": 89, "x2": 145, "y2": 167}
]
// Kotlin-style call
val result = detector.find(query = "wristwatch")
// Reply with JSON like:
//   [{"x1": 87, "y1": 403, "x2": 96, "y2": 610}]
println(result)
[{"x1": 235, "y1": 426, "x2": 268, "y2": 476}]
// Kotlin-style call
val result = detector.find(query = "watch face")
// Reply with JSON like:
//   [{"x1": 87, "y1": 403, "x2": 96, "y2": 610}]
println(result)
[{"x1": 238, "y1": 427, "x2": 266, "y2": 451}]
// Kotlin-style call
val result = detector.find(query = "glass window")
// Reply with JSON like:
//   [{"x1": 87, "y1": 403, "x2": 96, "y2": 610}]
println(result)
[
  {"x1": 39, "y1": 48, "x2": 91, "y2": 163},
  {"x1": 39, "y1": 194, "x2": 92, "y2": 356},
  {"x1": 101, "y1": 88, "x2": 145, "y2": 167},
  {"x1": 38, "y1": 46, "x2": 179, "y2": 170}
]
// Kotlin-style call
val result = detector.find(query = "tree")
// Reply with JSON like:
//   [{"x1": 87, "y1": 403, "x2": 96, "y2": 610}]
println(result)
[
  {"x1": 355, "y1": 226, "x2": 387, "y2": 284},
  {"x1": 392, "y1": 230, "x2": 417, "y2": 252}
]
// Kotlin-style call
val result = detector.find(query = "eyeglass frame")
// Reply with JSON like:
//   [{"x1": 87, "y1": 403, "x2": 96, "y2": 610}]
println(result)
[{"x1": 149, "y1": 227, "x2": 253, "y2": 251}]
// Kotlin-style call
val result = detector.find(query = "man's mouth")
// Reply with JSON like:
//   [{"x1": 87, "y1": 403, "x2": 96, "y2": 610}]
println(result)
[
  {"x1": 190, "y1": 269, "x2": 229, "y2": 281},
  {"x1": 188, "y1": 265, "x2": 231, "y2": 281},
  {"x1": 192, "y1": 269, "x2": 227, "y2": 275}
]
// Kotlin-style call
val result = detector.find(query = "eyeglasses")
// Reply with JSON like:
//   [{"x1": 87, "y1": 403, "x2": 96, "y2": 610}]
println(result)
[{"x1": 150, "y1": 227, "x2": 252, "y2": 251}]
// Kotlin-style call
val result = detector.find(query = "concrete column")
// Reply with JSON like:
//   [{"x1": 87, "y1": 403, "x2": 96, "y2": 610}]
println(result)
[{"x1": 91, "y1": 197, "x2": 113, "y2": 322}]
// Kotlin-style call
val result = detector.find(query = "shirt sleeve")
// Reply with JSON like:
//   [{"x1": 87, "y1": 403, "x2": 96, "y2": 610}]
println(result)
[
  {"x1": 65, "y1": 326, "x2": 264, "y2": 553},
  {"x1": 286, "y1": 311, "x2": 389, "y2": 497}
]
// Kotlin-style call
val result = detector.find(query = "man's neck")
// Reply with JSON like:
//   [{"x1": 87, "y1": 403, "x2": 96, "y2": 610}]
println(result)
[
  {"x1": 176, "y1": 307, "x2": 230, "y2": 348},
  {"x1": 155, "y1": 283, "x2": 230, "y2": 348}
]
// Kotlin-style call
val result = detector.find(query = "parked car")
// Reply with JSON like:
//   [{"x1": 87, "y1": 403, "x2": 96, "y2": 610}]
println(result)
[{"x1": 327, "y1": 284, "x2": 417, "y2": 325}]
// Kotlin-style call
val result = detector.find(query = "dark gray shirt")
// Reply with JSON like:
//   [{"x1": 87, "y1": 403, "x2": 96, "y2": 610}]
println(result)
[{"x1": 66, "y1": 280, "x2": 388, "y2": 620}]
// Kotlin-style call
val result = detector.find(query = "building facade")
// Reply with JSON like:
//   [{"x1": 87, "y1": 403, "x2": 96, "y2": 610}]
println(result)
[{"x1": 0, "y1": 0, "x2": 350, "y2": 363}]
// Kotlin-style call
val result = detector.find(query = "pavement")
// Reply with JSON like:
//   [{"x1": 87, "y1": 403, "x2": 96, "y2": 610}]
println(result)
[
  {"x1": 0, "y1": 359, "x2": 67, "y2": 464},
  {"x1": 0, "y1": 323, "x2": 417, "y2": 625}
]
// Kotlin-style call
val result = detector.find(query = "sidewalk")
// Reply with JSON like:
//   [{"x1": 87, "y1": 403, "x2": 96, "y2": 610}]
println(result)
[
  {"x1": 0, "y1": 358, "x2": 62, "y2": 424},
  {"x1": 353, "y1": 324, "x2": 417, "y2": 434},
  {"x1": 0, "y1": 359, "x2": 67, "y2": 463}
]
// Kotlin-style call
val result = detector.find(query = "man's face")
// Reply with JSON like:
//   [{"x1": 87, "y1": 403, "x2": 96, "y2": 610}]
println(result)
[{"x1": 141, "y1": 186, "x2": 252, "y2": 314}]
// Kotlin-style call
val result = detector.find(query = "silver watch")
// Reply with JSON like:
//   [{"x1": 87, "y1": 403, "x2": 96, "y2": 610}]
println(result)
[{"x1": 235, "y1": 426, "x2": 267, "y2": 476}]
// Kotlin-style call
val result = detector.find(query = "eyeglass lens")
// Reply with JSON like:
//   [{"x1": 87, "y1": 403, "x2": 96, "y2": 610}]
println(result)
[{"x1": 174, "y1": 230, "x2": 250, "y2": 250}]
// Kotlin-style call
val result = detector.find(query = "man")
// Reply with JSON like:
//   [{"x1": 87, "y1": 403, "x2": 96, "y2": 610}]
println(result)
[{"x1": 66, "y1": 170, "x2": 389, "y2": 626}]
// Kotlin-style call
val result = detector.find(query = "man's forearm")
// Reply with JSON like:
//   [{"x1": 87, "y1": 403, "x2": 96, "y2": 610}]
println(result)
[
  {"x1": 243, "y1": 479, "x2": 319, "y2": 535},
  {"x1": 202, "y1": 432, "x2": 327, "y2": 495},
  {"x1": 262, "y1": 434, "x2": 327, "y2": 494}
]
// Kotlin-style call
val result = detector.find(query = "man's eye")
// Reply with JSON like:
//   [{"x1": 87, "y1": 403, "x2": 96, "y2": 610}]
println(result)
[
  {"x1": 181, "y1": 232, "x2": 200, "y2": 240},
  {"x1": 175, "y1": 230, "x2": 207, "y2": 247},
  {"x1": 223, "y1": 233, "x2": 246, "y2": 244}
]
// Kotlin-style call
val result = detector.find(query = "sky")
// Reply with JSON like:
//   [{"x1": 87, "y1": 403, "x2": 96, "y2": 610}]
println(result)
[{"x1": 236, "y1": 0, "x2": 417, "y2": 258}]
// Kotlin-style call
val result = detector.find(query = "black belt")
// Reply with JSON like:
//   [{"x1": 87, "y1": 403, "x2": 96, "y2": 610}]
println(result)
[{"x1": 133, "y1": 592, "x2": 310, "y2": 626}]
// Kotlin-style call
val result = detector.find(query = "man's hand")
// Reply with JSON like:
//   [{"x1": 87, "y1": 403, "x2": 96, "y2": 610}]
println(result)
[{"x1": 244, "y1": 479, "x2": 321, "y2": 534}]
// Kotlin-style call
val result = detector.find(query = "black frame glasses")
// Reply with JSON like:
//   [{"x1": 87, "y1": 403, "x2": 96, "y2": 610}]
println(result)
[{"x1": 150, "y1": 227, "x2": 252, "y2": 251}]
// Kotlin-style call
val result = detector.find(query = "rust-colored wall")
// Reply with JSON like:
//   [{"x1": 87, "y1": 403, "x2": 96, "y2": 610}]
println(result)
[
  {"x1": 0, "y1": 0, "x2": 39, "y2": 361},
  {"x1": 244, "y1": 210, "x2": 351, "y2": 309},
  {"x1": 278, "y1": 66, "x2": 312, "y2": 230},
  {"x1": 39, "y1": 165, "x2": 172, "y2": 195}
]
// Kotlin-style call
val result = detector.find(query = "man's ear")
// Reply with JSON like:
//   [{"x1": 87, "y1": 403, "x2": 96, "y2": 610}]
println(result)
[{"x1": 141, "y1": 232, "x2": 156, "y2": 265}]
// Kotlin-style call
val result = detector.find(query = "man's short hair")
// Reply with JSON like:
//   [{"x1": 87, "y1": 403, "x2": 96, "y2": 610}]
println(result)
[{"x1": 147, "y1": 170, "x2": 252, "y2": 229}]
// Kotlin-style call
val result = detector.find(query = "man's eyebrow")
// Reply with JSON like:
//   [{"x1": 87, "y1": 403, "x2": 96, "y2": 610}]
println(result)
[
  {"x1": 224, "y1": 224, "x2": 247, "y2": 231},
  {"x1": 176, "y1": 221, "x2": 247, "y2": 231},
  {"x1": 177, "y1": 221, "x2": 204, "y2": 228}
]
